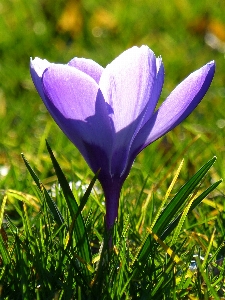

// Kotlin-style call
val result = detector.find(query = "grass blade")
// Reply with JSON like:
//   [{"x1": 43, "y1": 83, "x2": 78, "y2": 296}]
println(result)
[
  {"x1": 133, "y1": 157, "x2": 219, "y2": 270},
  {"x1": 45, "y1": 140, "x2": 92, "y2": 264},
  {"x1": 0, "y1": 231, "x2": 10, "y2": 265},
  {"x1": 161, "y1": 179, "x2": 222, "y2": 240},
  {"x1": 21, "y1": 153, "x2": 64, "y2": 227},
  {"x1": 196, "y1": 256, "x2": 220, "y2": 300},
  {"x1": 152, "y1": 156, "x2": 217, "y2": 236}
]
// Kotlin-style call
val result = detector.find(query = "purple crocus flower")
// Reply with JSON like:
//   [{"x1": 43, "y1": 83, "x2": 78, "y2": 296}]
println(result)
[{"x1": 30, "y1": 46, "x2": 215, "y2": 229}]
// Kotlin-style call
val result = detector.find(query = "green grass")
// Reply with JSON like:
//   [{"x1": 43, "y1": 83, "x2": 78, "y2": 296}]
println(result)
[{"x1": 1, "y1": 0, "x2": 225, "y2": 298}]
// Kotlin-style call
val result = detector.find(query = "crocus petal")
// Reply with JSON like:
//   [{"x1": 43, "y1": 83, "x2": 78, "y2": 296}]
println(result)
[
  {"x1": 42, "y1": 64, "x2": 113, "y2": 173},
  {"x1": 117, "y1": 56, "x2": 164, "y2": 176},
  {"x1": 141, "y1": 57, "x2": 164, "y2": 126},
  {"x1": 68, "y1": 57, "x2": 104, "y2": 84},
  {"x1": 131, "y1": 61, "x2": 215, "y2": 155},
  {"x1": 100, "y1": 46, "x2": 157, "y2": 137},
  {"x1": 99, "y1": 46, "x2": 161, "y2": 175},
  {"x1": 30, "y1": 57, "x2": 51, "y2": 102}
]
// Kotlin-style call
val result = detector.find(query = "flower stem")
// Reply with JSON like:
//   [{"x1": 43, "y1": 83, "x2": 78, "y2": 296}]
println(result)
[{"x1": 101, "y1": 179, "x2": 122, "y2": 230}]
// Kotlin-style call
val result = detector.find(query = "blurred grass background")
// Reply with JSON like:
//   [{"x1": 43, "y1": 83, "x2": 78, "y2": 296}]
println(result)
[{"x1": 0, "y1": 0, "x2": 225, "y2": 204}]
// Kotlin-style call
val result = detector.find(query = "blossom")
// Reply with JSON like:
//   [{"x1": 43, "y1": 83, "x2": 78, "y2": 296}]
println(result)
[{"x1": 30, "y1": 46, "x2": 215, "y2": 229}]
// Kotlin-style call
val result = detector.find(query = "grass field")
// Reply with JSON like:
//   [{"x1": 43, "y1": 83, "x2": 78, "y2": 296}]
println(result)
[{"x1": 1, "y1": 0, "x2": 225, "y2": 298}]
